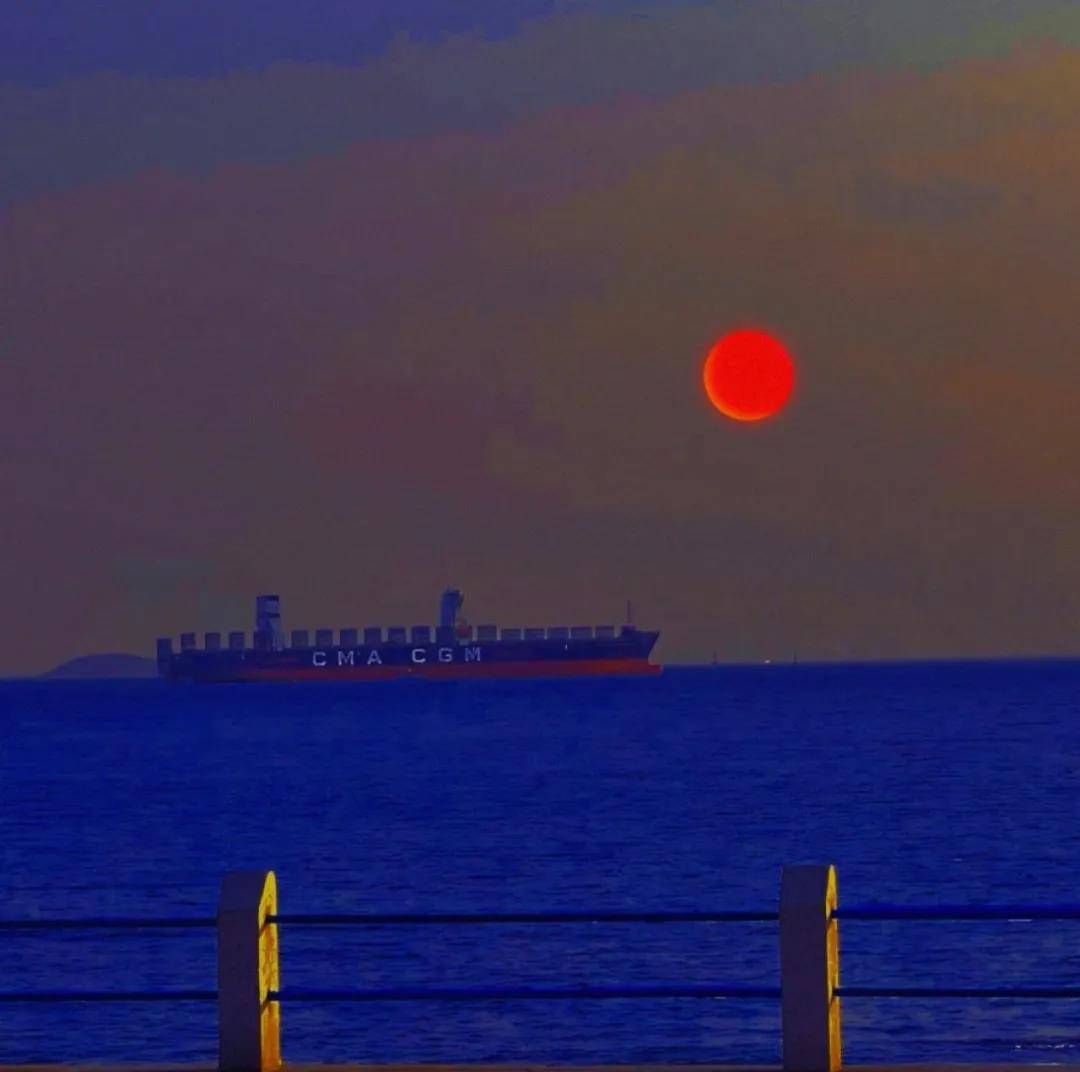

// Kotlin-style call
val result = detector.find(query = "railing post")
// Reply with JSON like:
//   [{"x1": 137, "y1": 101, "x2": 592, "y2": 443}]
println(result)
[
  {"x1": 217, "y1": 870, "x2": 281, "y2": 1072},
  {"x1": 780, "y1": 864, "x2": 841, "y2": 1072}
]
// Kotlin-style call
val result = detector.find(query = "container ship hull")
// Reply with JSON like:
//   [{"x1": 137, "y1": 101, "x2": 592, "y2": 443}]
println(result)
[
  {"x1": 163, "y1": 636, "x2": 660, "y2": 683},
  {"x1": 157, "y1": 591, "x2": 660, "y2": 683}
]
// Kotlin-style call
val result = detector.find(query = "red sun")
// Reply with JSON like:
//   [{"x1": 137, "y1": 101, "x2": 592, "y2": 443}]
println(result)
[{"x1": 703, "y1": 329, "x2": 796, "y2": 422}]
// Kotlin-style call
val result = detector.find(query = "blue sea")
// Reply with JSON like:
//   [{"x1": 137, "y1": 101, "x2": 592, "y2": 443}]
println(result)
[{"x1": 2, "y1": 663, "x2": 1080, "y2": 1065}]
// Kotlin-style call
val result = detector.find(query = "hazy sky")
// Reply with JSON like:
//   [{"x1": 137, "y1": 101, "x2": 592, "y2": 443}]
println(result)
[{"x1": 4, "y1": 1, "x2": 1080, "y2": 672}]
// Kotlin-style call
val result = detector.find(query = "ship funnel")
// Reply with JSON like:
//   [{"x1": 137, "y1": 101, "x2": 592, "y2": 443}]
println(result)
[
  {"x1": 255, "y1": 594, "x2": 284, "y2": 652},
  {"x1": 440, "y1": 588, "x2": 464, "y2": 627},
  {"x1": 155, "y1": 637, "x2": 173, "y2": 677}
]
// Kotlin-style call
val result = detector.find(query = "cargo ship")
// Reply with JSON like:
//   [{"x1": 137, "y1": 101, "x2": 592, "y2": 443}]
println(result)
[{"x1": 157, "y1": 590, "x2": 661, "y2": 682}]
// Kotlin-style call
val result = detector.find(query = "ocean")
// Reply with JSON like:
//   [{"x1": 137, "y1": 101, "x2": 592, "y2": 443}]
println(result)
[{"x1": 1, "y1": 662, "x2": 1079, "y2": 1065}]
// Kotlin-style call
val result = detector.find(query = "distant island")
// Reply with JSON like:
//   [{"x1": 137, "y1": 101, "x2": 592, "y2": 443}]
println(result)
[{"x1": 42, "y1": 653, "x2": 157, "y2": 679}]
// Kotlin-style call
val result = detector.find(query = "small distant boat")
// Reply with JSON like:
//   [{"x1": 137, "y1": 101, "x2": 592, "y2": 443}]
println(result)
[{"x1": 157, "y1": 590, "x2": 661, "y2": 682}]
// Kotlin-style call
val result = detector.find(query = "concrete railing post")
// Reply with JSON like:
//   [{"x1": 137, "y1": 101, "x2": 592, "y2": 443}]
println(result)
[
  {"x1": 780, "y1": 864, "x2": 841, "y2": 1072},
  {"x1": 217, "y1": 870, "x2": 281, "y2": 1072}
]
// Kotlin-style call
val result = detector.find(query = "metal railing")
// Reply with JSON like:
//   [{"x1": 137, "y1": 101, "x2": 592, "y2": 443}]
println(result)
[
  {"x1": 269, "y1": 908, "x2": 778, "y2": 924},
  {"x1": 0, "y1": 915, "x2": 216, "y2": 930},
  {"x1": 835, "y1": 903, "x2": 1080, "y2": 921},
  {"x1": 2, "y1": 865, "x2": 1080, "y2": 1072}
]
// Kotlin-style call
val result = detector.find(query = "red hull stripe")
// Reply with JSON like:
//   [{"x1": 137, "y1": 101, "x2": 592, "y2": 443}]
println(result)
[{"x1": 204, "y1": 659, "x2": 662, "y2": 683}]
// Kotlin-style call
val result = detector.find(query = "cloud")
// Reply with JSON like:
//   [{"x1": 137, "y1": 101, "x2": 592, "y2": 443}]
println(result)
[
  {"x1": 0, "y1": 0, "x2": 571, "y2": 85},
  {"x1": 6, "y1": 1, "x2": 1080, "y2": 203},
  {"x1": 852, "y1": 176, "x2": 998, "y2": 225}
]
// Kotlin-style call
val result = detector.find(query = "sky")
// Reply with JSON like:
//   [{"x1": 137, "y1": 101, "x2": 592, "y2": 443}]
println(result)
[{"x1": 4, "y1": 1, "x2": 1080, "y2": 672}]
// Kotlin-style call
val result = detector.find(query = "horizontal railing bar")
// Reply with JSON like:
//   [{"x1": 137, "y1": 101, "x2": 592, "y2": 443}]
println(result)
[
  {"x1": 269, "y1": 910, "x2": 778, "y2": 925},
  {"x1": 837, "y1": 985, "x2": 1080, "y2": 999},
  {"x1": 270, "y1": 984, "x2": 780, "y2": 1002},
  {"x1": 836, "y1": 904, "x2": 1080, "y2": 921},
  {"x1": 7, "y1": 905, "x2": 1080, "y2": 928},
  {"x1": 0, "y1": 989, "x2": 218, "y2": 1002},
  {"x1": 9, "y1": 905, "x2": 1078, "y2": 928},
  {"x1": 0, "y1": 917, "x2": 216, "y2": 931}
]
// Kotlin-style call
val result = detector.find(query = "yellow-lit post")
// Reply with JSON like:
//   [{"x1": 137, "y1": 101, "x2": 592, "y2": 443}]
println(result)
[
  {"x1": 780, "y1": 864, "x2": 841, "y2": 1071},
  {"x1": 217, "y1": 870, "x2": 281, "y2": 1072}
]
